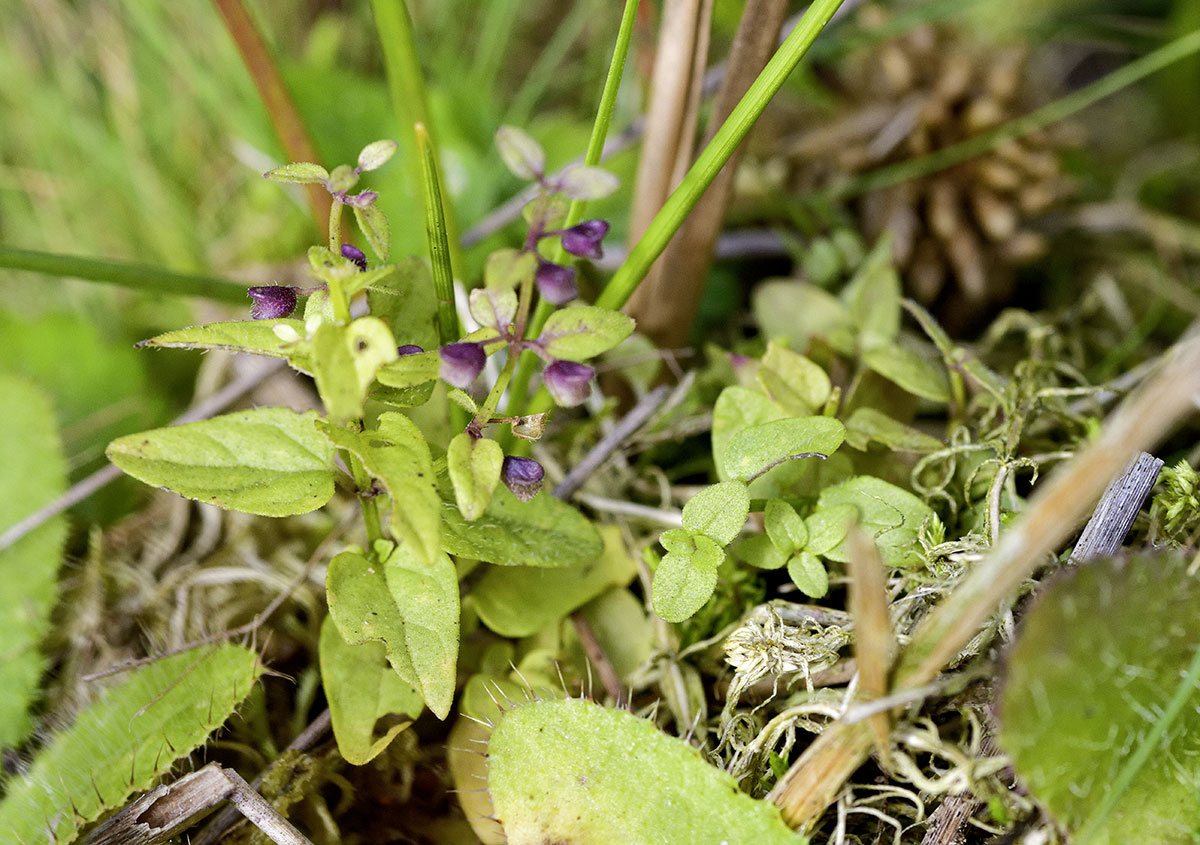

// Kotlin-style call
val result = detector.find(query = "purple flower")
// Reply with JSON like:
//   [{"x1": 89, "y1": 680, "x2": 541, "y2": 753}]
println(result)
[
  {"x1": 543, "y1": 360, "x2": 594, "y2": 408},
  {"x1": 247, "y1": 286, "x2": 298, "y2": 320},
  {"x1": 559, "y1": 220, "x2": 609, "y2": 260},
  {"x1": 501, "y1": 456, "x2": 544, "y2": 502},
  {"x1": 438, "y1": 342, "x2": 486, "y2": 388},
  {"x1": 535, "y1": 261, "x2": 578, "y2": 305},
  {"x1": 396, "y1": 344, "x2": 424, "y2": 356},
  {"x1": 341, "y1": 244, "x2": 368, "y2": 271}
]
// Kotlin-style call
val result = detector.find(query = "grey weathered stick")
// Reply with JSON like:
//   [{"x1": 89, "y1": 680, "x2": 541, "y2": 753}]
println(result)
[
  {"x1": 221, "y1": 766, "x2": 312, "y2": 845},
  {"x1": 1070, "y1": 451, "x2": 1163, "y2": 563},
  {"x1": 553, "y1": 384, "x2": 672, "y2": 499},
  {"x1": 919, "y1": 735, "x2": 999, "y2": 845}
]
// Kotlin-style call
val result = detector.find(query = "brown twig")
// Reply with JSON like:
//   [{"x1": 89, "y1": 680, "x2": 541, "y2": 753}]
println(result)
[
  {"x1": 1070, "y1": 451, "x2": 1163, "y2": 563},
  {"x1": 845, "y1": 529, "x2": 896, "y2": 766},
  {"x1": 570, "y1": 612, "x2": 626, "y2": 706}
]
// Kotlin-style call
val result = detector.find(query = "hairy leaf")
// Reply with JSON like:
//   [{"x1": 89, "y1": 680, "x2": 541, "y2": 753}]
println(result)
[
  {"x1": 358, "y1": 139, "x2": 398, "y2": 171},
  {"x1": 313, "y1": 317, "x2": 398, "y2": 423},
  {"x1": 734, "y1": 534, "x2": 788, "y2": 570},
  {"x1": 496, "y1": 125, "x2": 545, "y2": 180},
  {"x1": 651, "y1": 537, "x2": 723, "y2": 624},
  {"x1": 485, "y1": 248, "x2": 538, "y2": 291},
  {"x1": 367, "y1": 257, "x2": 439, "y2": 351},
  {"x1": 844, "y1": 407, "x2": 943, "y2": 452},
  {"x1": 539, "y1": 306, "x2": 635, "y2": 362},
  {"x1": 862, "y1": 344, "x2": 950, "y2": 403},
  {"x1": 469, "y1": 287, "x2": 518, "y2": 332},
  {"x1": 0, "y1": 645, "x2": 260, "y2": 844},
  {"x1": 447, "y1": 433, "x2": 503, "y2": 521},
  {"x1": 137, "y1": 319, "x2": 310, "y2": 367},
  {"x1": 354, "y1": 204, "x2": 390, "y2": 261},
  {"x1": 681, "y1": 481, "x2": 750, "y2": 546},
  {"x1": 787, "y1": 551, "x2": 829, "y2": 598},
  {"x1": 724, "y1": 416, "x2": 846, "y2": 483},
  {"x1": 765, "y1": 498, "x2": 808, "y2": 555},
  {"x1": 758, "y1": 342, "x2": 831, "y2": 416},
  {"x1": 817, "y1": 476, "x2": 931, "y2": 566},
  {"x1": 106, "y1": 408, "x2": 336, "y2": 517},
  {"x1": 264, "y1": 161, "x2": 329, "y2": 183},
  {"x1": 487, "y1": 699, "x2": 798, "y2": 843}
]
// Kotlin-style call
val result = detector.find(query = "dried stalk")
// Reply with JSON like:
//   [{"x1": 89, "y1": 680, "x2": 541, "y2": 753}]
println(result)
[{"x1": 846, "y1": 529, "x2": 896, "y2": 765}]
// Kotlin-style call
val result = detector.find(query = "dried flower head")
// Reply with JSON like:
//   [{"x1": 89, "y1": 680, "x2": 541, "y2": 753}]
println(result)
[{"x1": 247, "y1": 285, "x2": 298, "y2": 320}]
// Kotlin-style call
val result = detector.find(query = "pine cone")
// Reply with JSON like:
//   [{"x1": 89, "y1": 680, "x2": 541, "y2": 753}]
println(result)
[{"x1": 786, "y1": 7, "x2": 1071, "y2": 314}]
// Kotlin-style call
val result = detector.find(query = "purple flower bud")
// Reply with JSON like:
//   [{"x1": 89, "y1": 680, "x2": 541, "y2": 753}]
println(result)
[
  {"x1": 339, "y1": 190, "x2": 379, "y2": 209},
  {"x1": 247, "y1": 285, "x2": 298, "y2": 320},
  {"x1": 543, "y1": 360, "x2": 594, "y2": 408},
  {"x1": 535, "y1": 261, "x2": 578, "y2": 305},
  {"x1": 559, "y1": 220, "x2": 609, "y2": 260},
  {"x1": 501, "y1": 456, "x2": 544, "y2": 502},
  {"x1": 396, "y1": 344, "x2": 424, "y2": 356},
  {"x1": 438, "y1": 342, "x2": 486, "y2": 388},
  {"x1": 341, "y1": 244, "x2": 368, "y2": 271}
]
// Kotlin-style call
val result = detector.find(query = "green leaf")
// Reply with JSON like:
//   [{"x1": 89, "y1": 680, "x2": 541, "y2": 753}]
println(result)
[
  {"x1": 0, "y1": 376, "x2": 66, "y2": 748},
  {"x1": 375, "y1": 350, "x2": 440, "y2": 388},
  {"x1": 447, "y1": 432, "x2": 503, "y2": 521},
  {"x1": 843, "y1": 234, "x2": 900, "y2": 349},
  {"x1": 354, "y1": 203, "x2": 390, "y2": 261},
  {"x1": 496, "y1": 125, "x2": 546, "y2": 179},
  {"x1": 681, "y1": 481, "x2": 750, "y2": 546},
  {"x1": 724, "y1": 416, "x2": 846, "y2": 483},
  {"x1": 752, "y1": 280, "x2": 855, "y2": 356},
  {"x1": 659, "y1": 528, "x2": 696, "y2": 555},
  {"x1": 312, "y1": 317, "x2": 399, "y2": 423},
  {"x1": 137, "y1": 319, "x2": 310, "y2": 366},
  {"x1": 757, "y1": 342, "x2": 831, "y2": 416},
  {"x1": 487, "y1": 698, "x2": 798, "y2": 844},
  {"x1": 326, "y1": 163, "x2": 359, "y2": 192},
  {"x1": 106, "y1": 408, "x2": 336, "y2": 517},
  {"x1": 358, "y1": 138, "x2": 398, "y2": 171},
  {"x1": 447, "y1": 388, "x2": 478, "y2": 415},
  {"x1": 485, "y1": 247, "x2": 538, "y2": 291},
  {"x1": 712, "y1": 386, "x2": 785, "y2": 481},
  {"x1": 471, "y1": 526, "x2": 636, "y2": 637},
  {"x1": 264, "y1": 161, "x2": 329, "y2": 183},
  {"x1": 764, "y1": 498, "x2": 808, "y2": 555},
  {"x1": 326, "y1": 546, "x2": 460, "y2": 720},
  {"x1": 862, "y1": 344, "x2": 950, "y2": 403},
  {"x1": 319, "y1": 615, "x2": 422, "y2": 765},
  {"x1": 555, "y1": 164, "x2": 619, "y2": 200},
  {"x1": 733, "y1": 534, "x2": 787, "y2": 570},
  {"x1": 999, "y1": 553, "x2": 1200, "y2": 844},
  {"x1": 0, "y1": 645, "x2": 259, "y2": 844},
  {"x1": 469, "y1": 286, "x2": 518, "y2": 332},
  {"x1": 539, "y1": 305, "x2": 635, "y2": 362},
  {"x1": 651, "y1": 540, "x2": 723, "y2": 624},
  {"x1": 844, "y1": 407, "x2": 944, "y2": 452},
  {"x1": 787, "y1": 551, "x2": 829, "y2": 598},
  {"x1": 804, "y1": 504, "x2": 857, "y2": 556},
  {"x1": 817, "y1": 476, "x2": 932, "y2": 566},
  {"x1": 440, "y1": 476, "x2": 603, "y2": 568},
  {"x1": 319, "y1": 413, "x2": 440, "y2": 567},
  {"x1": 366, "y1": 256, "x2": 440, "y2": 351}
]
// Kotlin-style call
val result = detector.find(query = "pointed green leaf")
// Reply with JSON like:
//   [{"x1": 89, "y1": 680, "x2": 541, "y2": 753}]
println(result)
[
  {"x1": 733, "y1": 534, "x2": 788, "y2": 570},
  {"x1": 319, "y1": 615, "x2": 422, "y2": 765},
  {"x1": 264, "y1": 161, "x2": 329, "y2": 183},
  {"x1": 787, "y1": 551, "x2": 828, "y2": 598},
  {"x1": 0, "y1": 645, "x2": 260, "y2": 844},
  {"x1": 106, "y1": 408, "x2": 336, "y2": 516},
  {"x1": 488, "y1": 698, "x2": 797, "y2": 843},
  {"x1": 440, "y1": 476, "x2": 602, "y2": 568},
  {"x1": 764, "y1": 498, "x2": 808, "y2": 555},
  {"x1": 539, "y1": 305, "x2": 635, "y2": 362},
  {"x1": 447, "y1": 432, "x2": 503, "y2": 521},
  {"x1": 485, "y1": 248, "x2": 538, "y2": 291},
  {"x1": 843, "y1": 235, "x2": 900, "y2": 350},
  {"x1": 138, "y1": 319, "x2": 309, "y2": 366},
  {"x1": 681, "y1": 481, "x2": 750, "y2": 546},
  {"x1": 357, "y1": 139, "x2": 398, "y2": 171},
  {"x1": 757, "y1": 342, "x2": 831, "y2": 416},
  {"x1": 724, "y1": 416, "x2": 846, "y2": 483},
  {"x1": 375, "y1": 350, "x2": 440, "y2": 388},
  {"x1": 651, "y1": 550, "x2": 720, "y2": 624},
  {"x1": 319, "y1": 413, "x2": 440, "y2": 566},
  {"x1": 844, "y1": 407, "x2": 943, "y2": 452},
  {"x1": 999, "y1": 553, "x2": 1200, "y2": 844},
  {"x1": 863, "y1": 344, "x2": 950, "y2": 403},
  {"x1": 817, "y1": 476, "x2": 931, "y2": 566},
  {"x1": 496, "y1": 125, "x2": 545, "y2": 179},
  {"x1": 354, "y1": 203, "x2": 390, "y2": 261},
  {"x1": 0, "y1": 376, "x2": 66, "y2": 748},
  {"x1": 471, "y1": 526, "x2": 636, "y2": 637},
  {"x1": 312, "y1": 317, "x2": 398, "y2": 423},
  {"x1": 555, "y1": 164, "x2": 620, "y2": 200}
]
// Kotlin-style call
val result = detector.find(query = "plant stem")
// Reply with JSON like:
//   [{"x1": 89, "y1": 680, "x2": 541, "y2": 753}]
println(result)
[
  {"x1": 831, "y1": 24, "x2": 1200, "y2": 200},
  {"x1": 505, "y1": 0, "x2": 640, "y2": 418},
  {"x1": 328, "y1": 198, "x2": 343, "y2": 253},
  {"x1": 0, "y1": 246, "x2": 250, "y2": 303},
  {"x1": 596, "y1": 0, "x2": 845, "y2": 312},
  {"x1": 469, "y1": 351, "x2": 519, "y2": 436},
  {"x1": 416, "y1": 123, "x2": 460, "y2": 345},
  {"x1": 345, "y1": 451, "x2": 383, "y2": 546}
]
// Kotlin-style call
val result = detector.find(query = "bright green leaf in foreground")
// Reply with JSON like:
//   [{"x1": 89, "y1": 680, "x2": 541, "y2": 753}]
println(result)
[
  {"x1": 106, "y1": 407, "x2": 336, "y2": 517},
  {"x1": 319, "y1": 615, "x2": 423, "y2": 765},
  {"x1": 681, "y1": 481, "x2": 750, "y2": 546},
  {"x1": 539, "y1": 305, "x2": 635, "y2": 362},
  {"x1": 0, "y1": 376, "x2": 67, "y2": 748},
  {"x1": 312, "y1": 317, "x2": 398, "y2": 423},
  {"x1": 724, "y1": 416, "x2": 846, "y2": 483},
  {"x1": 765, "y1": 498, "x2": 808, "y2": 555},
  {"x1": 0, "y1": 644, "x2": 260, "y2": 844},
  {"x1": 787, "y1": 551, "x2": 829, "y2": 598},
  {"x1": 487, "y1": 698, "x2": 799, "y2": 844},
  {"x1": 1000, "y1": 553, "x2": 1200, "y2": 844},
  {"x1": 447, "y1": 432, "x2": 504, "y2": 521},
  {"x1": 844, "y1": 407, "x2": 943, "y2": 452},
  {"x1": 138, "y1": 319, "x2": 309, "y2": 365},
  {"x1": 817, "y1": 476, "x2": 931, "y2": 567},
  {"x1": 651, "y1": 535, "x2": 724, "y2": 624}
]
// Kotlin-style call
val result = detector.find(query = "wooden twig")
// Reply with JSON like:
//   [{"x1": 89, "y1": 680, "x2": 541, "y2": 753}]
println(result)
[
  {"x1": 81, "y1": 763, "x2": 312, "y2": 845},
  {"x1": 570, "y1": 612, "x2": 626, "y2": 706},
  {"x1": 1070, "y1": 451, "x2": 1163, "y2": 563},
  {"x1": 845, "y1": 529, "x2": 896, "y2": 765}
]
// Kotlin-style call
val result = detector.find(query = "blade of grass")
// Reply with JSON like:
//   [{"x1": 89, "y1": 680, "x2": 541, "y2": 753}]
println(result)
[
  {"x1": 212, "y1": 0, "x2": 330, "y2": 234},
  {"x1": 595, "y1": 0, "x2": 846, "y2": 312},
  {"x1": 832, "y1": 24, "x2": 1200, "y2": 200},
  {"x1": 416, "y1": 124, "x2": 460, "y2": 346},
  {"x1": 0, "y1": 247, "x2": 250, "y2": 304}
]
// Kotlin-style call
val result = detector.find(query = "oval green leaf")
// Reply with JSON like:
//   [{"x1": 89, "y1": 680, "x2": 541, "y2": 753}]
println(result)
[
  {"x1": 447, "y1": 433, "x2": 503, "y2": 522},
  {"x1": 724, "y1": 416, "x2": 846, "y2": 484},
  {"x1": 539, "y1": 305, "x2": 635, "y2": 362},
  {"x1": 681, "y1": 481, "x2": 750, "y2": 546}
]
